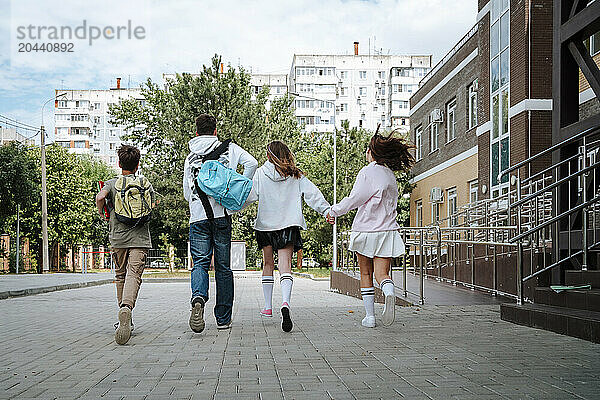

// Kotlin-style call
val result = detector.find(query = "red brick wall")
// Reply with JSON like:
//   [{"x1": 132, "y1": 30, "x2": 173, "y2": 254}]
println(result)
[
  {"x1": 478, "y1": 15, "x2": 490, "y2": 124},
  {"x1": 510, "y1": 0, "x2": 529, "y2": 106},
  {"x1": 531, "y1": 0, "x2": 553, "y2": 99}
]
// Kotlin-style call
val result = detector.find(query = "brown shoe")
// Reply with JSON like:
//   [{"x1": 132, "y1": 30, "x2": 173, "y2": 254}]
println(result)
[{"x1": 115, "y1": 306, "x2": 132, "y2": 345}]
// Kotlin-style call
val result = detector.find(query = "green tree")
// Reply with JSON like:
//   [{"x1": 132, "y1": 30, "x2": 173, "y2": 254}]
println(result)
[
  {"x1": 109, "y1": 55, "x2": 299, "y2": 267},
  {"x1": 16, "y1": 145, "x2": 114, "y2": 271},
  {"x1": 0, "y1": 142, "x2": 39, "y2": 271}
]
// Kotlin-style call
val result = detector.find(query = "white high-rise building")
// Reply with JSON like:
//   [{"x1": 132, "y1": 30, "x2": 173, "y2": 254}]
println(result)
[
  {"x1": 250, "y1": 74, "x2": 288, "y2": 108},
  {"x1": 289, "y1": 46, "x2": 431, "y2": 133},
  {"x1": 54, "y1": 79, "x2": 145, "y2": 167}
]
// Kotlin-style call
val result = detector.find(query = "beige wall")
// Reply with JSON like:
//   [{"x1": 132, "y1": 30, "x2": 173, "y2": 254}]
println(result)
[{"x1": 410, "y1": 153, "x2": 478, "y2": 227}]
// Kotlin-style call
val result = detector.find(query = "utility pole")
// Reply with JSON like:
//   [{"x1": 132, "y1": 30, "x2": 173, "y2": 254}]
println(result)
[
  {"x1": 16, "y1": 204, "x2": 20, "y2": 274},
  {"x1": 40, "y1": 124, "x2": 49, "y2": 273},
  {"x1": 40, "y1": 92, "x2": 66, "y2": 273}
]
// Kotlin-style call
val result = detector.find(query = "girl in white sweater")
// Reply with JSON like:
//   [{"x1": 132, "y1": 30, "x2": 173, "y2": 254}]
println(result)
[{"x1": 248, "y1": 141, "x2": 330, "y2": 332}]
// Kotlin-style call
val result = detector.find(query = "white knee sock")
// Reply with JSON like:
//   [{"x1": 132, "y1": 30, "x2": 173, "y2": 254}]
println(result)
[
  {"x1": 380, "y1": 279, "x2": 395, "y2": 297},
  {"x1": 262, "y1": 275, "x2": 274, "y2": 310},
  {"x1": 280, "y1": 273, "x2": 293, "y2": 306},
  {"x1": 360, "y1": 287, "x2": 375, "y2": 317}
]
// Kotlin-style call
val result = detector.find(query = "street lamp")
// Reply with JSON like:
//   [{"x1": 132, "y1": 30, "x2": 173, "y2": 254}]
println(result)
[
  {"x1": 40, "y1": 92, "x2": 68, "y2": 273},
  {"x1": 288, "y1": 91, "x2": 338, "y2": 271}
]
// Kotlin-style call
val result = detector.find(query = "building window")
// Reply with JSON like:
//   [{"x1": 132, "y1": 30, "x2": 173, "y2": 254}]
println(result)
[
  {"x1": 359, "y1": 87, "x2": 367, "y2": 96},
  {"x1": 468, "y1": 80, "x2": 478, "y2": 129},
  {"x1": 415, "y1": 126, "x2": 422, "y2": 161},
  {"x1": 416, "y1": 200, "x2": 423, "y2": 227},
  {"x1": 447, "y1": 187, "x2": 458, "y2": 226},
  {"x1": 73, "y1": 141, "x2": 86, "y2": 148},
  {"x1": 490, "y1": 0, "x2": 510, "y2": 194},
  {"x1": 339, "y1": 103, "x2": 348, "y2": 112},
  {"x1": 378, "y1": 71, "x2": 385, "y2": 79},
  {"x1": 446, "y1": 99, "x2": 457, "y2": 142},
  {"x1": 359, "y1": 71, "x2": 367, "y2": 79},
  {"x1": 57, "y1": 100, "x2": 67, "y2": 108},
  {"x1": 469, "y1": 180, "x2": 478, "y2": 203},
  {"x1": 429, "y1": 116, "x2": 439, "y2": 152},
  {"x1": 340, "y1": 71, "x2": 348, "y2": 79},
  {"x1": 584, "y1": 31, "x2": 600, "y2": 55},
  {"x1": 431, "y1": 202, "x2": 440, "y2": 224}
]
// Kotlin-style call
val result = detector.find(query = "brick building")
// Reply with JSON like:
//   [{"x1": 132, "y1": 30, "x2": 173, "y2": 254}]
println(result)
[
  {"x1": 410, "y1": 0, "x2": 599, "y2": 227},
  {"x1": 409, "y1": 26, "x2": 480, "y2": 226}
]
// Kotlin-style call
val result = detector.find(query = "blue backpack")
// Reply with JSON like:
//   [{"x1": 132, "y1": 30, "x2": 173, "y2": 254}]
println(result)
[{"x1": 193, "y1": 139, "x2": 253, "y2": 215}]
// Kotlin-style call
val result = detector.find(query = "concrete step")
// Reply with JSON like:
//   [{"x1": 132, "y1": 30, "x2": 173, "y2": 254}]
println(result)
[
  {"x1": 500, "y1": 302, "x2": 600, "y2": 343},
  {"x1": 565, "y1": 270, "x2": 600, "y2": 287},
  {"x1": 533, "y1": 287, "x2": 600, "y2": 312}
]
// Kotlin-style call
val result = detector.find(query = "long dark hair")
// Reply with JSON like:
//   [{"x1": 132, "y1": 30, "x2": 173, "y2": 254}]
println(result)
[
  {"x1": 368, "y1": 127, "x2": 415, "y2": 172},
  {"x1": 266, "y1": 141, "x2": 303, "y2": 179}
]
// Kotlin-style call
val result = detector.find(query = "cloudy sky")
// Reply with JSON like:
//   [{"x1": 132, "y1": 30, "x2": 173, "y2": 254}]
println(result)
[{"x1": 0, "y1": 0, "x2": 477, "y2": 138}]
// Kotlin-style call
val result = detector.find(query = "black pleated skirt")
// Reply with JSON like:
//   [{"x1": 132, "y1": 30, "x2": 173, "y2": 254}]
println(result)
[{"x1": 255, "y1": 226, "x2": 303, "y2": 252}]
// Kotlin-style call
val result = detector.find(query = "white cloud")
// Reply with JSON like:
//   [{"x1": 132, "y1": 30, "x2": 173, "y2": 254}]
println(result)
[{"x1": 1, "y1": 0, "x2": 477, "y2": 128}]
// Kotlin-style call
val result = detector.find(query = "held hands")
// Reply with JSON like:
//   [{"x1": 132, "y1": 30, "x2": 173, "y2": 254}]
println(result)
[{"x1": 325, "y1": 212, "x2": 335, "y2": 225}]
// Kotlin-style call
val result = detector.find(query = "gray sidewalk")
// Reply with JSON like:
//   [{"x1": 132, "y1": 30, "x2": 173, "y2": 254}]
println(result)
[
  {"x1": 0, "y1": 273, "x2": 114, "y2": 299},
  {"x1": 1, "y1": 276, "x2": 600, "y2": 399}
]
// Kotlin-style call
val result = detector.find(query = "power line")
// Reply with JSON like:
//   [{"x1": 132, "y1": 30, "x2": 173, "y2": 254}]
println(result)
[
  {"x1": 0, "y1": 119, "x2": 39, "y2": 132},
  {"x1": 0, "y1": 113, "x2": 38, "y2": 130},
  {"x1": 0, "y1": 114, "x2": 38, "y2": 129}
]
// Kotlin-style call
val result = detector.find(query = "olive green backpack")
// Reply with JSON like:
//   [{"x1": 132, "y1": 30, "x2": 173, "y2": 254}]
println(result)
[{"x1": 113, "y1": 175, "x2": 153, "y2": 226}]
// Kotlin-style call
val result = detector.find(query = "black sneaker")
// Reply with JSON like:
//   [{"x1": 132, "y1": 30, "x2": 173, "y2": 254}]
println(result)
[
  {"x1": 189, "y1": 298, "x2": 205, "y2": 333},
  {"x1": 281, "y1": 302, "x2": 293, "y2": 332},
  {"x1": 216, "y1": 321, "x2": 232, "y2": 330}
]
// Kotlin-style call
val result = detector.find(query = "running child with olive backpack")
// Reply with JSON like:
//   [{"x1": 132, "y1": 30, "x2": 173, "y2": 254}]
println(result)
[{"x1": 96, "y1": 144, "x2": 155, "y2": 345}]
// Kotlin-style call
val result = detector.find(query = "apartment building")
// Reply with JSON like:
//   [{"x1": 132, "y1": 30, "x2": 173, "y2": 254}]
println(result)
[
  {"x1": 289, "y1": 44, "x2": 431, "y2": 133},
  {"x1": 0, "y1": 126, "x2": 34, "y2": 146},
  {"x1": 54, "y1": 78, "x2": 144, "y2": 167},
  {"x1": 250, "y1": 74, "x2": 288, "y2": 108}
]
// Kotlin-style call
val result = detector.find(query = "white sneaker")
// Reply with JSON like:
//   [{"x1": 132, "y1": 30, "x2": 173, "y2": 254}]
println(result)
[
  {"x1": 381, "y1": 294, "x2": 395, "y2": 326},
  {"x1": 361, "y1": 315, "x2": 376, "y2": 328}
]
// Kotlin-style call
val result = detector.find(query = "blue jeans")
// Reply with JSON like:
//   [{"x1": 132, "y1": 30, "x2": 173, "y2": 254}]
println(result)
[{"x1": 189, "y1": 217, "x2": 233, "y2": 325}]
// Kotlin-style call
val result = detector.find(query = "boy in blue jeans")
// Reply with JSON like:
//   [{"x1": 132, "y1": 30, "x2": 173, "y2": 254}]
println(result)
[{"x1": 183, "y1": 114, "x2": 257, "y2": 332}]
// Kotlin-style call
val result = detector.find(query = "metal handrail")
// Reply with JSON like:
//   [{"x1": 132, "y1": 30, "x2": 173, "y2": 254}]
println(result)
[
  {"x1": 499, "y1": 124, "x2": 600, "y2": 178},
  {"x1": 521, "y1": 154, "x2": 580, "y2": 185},
  {"x1": 511, "y1": 160, "x2": 599, "y2": 209},
  {"x1": 511, "y1": 195, "x2": 600, "y2": 243}
]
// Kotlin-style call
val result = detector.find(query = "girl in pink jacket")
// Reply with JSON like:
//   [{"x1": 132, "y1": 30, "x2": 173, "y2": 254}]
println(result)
[{"x1": 327, "y1": 132, "x2": 414, "y2": 328}]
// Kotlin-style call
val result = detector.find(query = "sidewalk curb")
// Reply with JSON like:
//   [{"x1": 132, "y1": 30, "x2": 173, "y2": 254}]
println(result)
[
  {"x1": 144, "y1": 278, "x2": 191, "y2": 283},
  {"x1": 292, "y1": 272, "x2": 330, "y2": 281},
  {"x1": 0, "y1": 279, "x2": 114, "y2": 300}
]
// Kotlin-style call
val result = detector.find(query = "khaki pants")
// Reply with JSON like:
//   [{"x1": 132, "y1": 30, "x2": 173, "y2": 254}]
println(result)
[{"x1": 112, "y1": 248, "x2": 147, "y2": 309}]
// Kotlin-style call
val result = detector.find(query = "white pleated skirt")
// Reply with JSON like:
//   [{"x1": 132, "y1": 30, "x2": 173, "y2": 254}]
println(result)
[{"x1": 348, "y1": 230, "x2": 406, "y2": 258}]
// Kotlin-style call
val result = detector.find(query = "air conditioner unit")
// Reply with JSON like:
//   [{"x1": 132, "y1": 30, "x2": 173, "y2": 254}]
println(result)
[
  {"x1": 430, "y1": 109, "x2": 443, "y2": 123},
  {"x1": 430, "y1": 187, "x2": 444, "y2": 203}
]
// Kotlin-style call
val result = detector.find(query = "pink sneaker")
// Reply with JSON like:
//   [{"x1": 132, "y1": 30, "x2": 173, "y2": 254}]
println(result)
[{"x1": 260, "y1": 308, "x2": 273, "y2": 317}]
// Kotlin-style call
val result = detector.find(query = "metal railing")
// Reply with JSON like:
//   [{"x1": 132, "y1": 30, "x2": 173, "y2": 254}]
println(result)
[
  {"x1": 499, "y1": 126, "x2": 600, "y2": 304},
  {"x1": 337, "y1": 225, "x2": 519, "y2": 305},
  {"x1": 336, "y1": 126, "x2": 600, "y2": 306}
]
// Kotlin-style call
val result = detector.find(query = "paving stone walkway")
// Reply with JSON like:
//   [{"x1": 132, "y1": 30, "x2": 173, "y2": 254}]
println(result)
[{"x1": 1, "y1": 276, "x2": 600, "y2": 399}]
